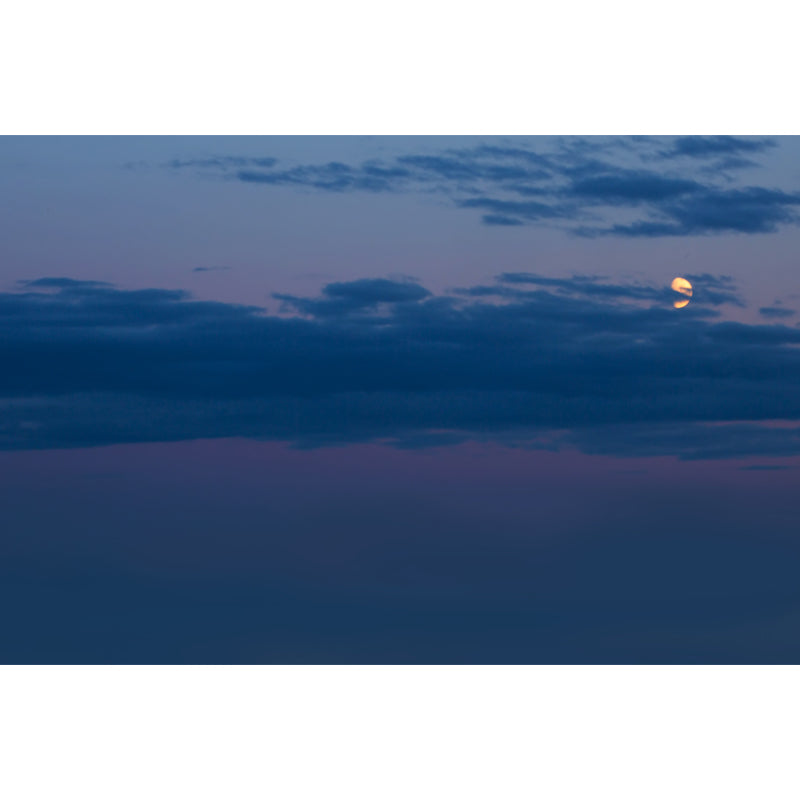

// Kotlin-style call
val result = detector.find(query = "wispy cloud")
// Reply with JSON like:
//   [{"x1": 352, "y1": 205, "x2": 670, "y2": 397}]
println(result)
[
  {"x1": 759, "y1": 305, "x2": 795, "y2": 319},
  {"x1": 657, "y1": 135, "x2": 776, "y2": 160},
  {"x1": 458, "y1": 271, "x2": 744, "y2": 307},
  {"x1": 163, "y1": 137, "x2": 798, "y2": 237}
]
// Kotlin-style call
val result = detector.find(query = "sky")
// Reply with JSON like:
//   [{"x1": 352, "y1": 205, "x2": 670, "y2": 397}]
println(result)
[{"x1": 2, "y1": 135, "x2": 800, "y2": 663}]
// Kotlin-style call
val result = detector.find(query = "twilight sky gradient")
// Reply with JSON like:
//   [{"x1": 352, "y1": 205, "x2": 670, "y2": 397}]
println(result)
[{"x1": 2, "y1": 136, "x2": 800, "y2": 663}]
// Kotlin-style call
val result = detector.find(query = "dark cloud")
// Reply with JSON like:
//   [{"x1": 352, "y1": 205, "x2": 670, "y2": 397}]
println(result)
[
  {"x1": 667, "y1": 188, "x2": 800, "y2": 234},
  {"x1": 4, "y1": 274, "x2": 800, "y2": 458},
  {"x1": 274, "y1": 278, "x2": 431, "y2": 317},
  {"x1": 167, "y1": 156, "x2": 278, "y2": 170},
  {"x1": 488, "y1": 271, "x2": 744, "y2": 307},
  {"x1": 162, "y1": 137, "x2": 795, "y2": 237},
  {"x1": 699, "y1": 156, "x2": 761, "y2": 174},
  {"x1": 569, "y1": 171, "x2": 701, "y2": 202},
  {"x1": 324, "y1": 278, "x2": 430, "y2": 304},
  {"x1": 235, "y1": 161, "x2": 407, "y2": 192},
  {"x1": 481, "y1": 214, "x2": 525, "y2": 226},
  {"x1": 660, "y1": 136, "x2": 775, "y2": 159},
  {"x1": 193, "y1": 266, "x2": 231, "y2": 273},
  {"x1": 580, "y1": 187, "x2": 800, "y2": 237},
  {"x1": 458, "y1": 276, "x2": 666, "y2": 304},
  {"x1": 683, "y1": 273, "x2": 736, "y2": 288},
  {"x1": 396, "y1": 154, "x2": 532, "y2": 182},
  {"x1": 21, "y1": 277, "x2": 113, "y2": 289},
  {"x1": 499, "y1": 272, "x2": 604, "y2": 285},
  {"x1": 759, "y1": 305, "x2": 795, "y2": 319},
  {"x1": 559, "y1": 423, "x2": 800, "y2": 461},
  {"x1": 457, "y1": 197, "x2": 570, "y2": 221}
]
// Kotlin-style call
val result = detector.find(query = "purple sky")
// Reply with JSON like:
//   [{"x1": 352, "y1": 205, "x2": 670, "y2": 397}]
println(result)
[{"x1": 3, "y1": 135, "x2": 800, "y2": 315}]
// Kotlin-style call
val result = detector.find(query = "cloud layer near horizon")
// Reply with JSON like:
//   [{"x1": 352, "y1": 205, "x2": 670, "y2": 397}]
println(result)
[
  {"x1": 163, "y1": 136, "x2": 800, "y2": 236},
  {"x1": 3, "y1": 274, "x2": 800, "y2": 458}
]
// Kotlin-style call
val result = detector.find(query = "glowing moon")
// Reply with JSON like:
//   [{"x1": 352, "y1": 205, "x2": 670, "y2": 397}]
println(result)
[{"x1": 671, "y1": 277, "x2": 693, "y2": 308}]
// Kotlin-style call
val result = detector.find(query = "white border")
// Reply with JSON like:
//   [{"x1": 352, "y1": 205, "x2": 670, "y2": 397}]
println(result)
[
  {"x1": 1, "y1": 666, "x2": 799, "y2": 799},
  {"x1": 2, "y1": 1, "x2": 799, "y2": 133}
]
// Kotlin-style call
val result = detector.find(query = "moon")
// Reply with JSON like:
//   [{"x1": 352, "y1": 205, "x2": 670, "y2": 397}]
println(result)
[{"x1": 671, "y1": 277, "x2": 693, "y2": 308}]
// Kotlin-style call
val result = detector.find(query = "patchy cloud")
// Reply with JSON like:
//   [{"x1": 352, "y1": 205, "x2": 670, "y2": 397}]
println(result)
[
  {"x1": 759, "y1": 305, "x2": 796, "y2": 319},
  {"x1": 658, "y1": 136, "x2": 776, "y2": 160},
  {"x1": 274, "y1": 278, "x2": 431, "y2": 317},
  {"x1": 459, "y1": 271, "x2": 744, "y2": 308},
  {"x1": 163, "y1": 137, "x2": 798, "y2": 237},
  {"x1": 3, "y1": 274, "x2": 800, "y2": 457},
  {"x1": 579, "y1": 187, "x2": 800, "y2": 237},
  {"x1": 569, "y1": 170, "x2": 701, "y2": 202}
]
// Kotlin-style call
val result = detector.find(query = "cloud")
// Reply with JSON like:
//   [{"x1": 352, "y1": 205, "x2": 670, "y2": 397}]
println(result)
[
  {"x1": 4, "y1": 274, "x2": 800, "y2": 458},
  {"x1": 193, "y1": 266, "x2": 231, "y2": 273},
  {"x1": 759, "y1": 305, "x2": 796, "y2": 319},
  {"x1": 21, "y1": 277, "x2": 113, "y2": 289},
  {"x1": 235, "y1": 162, "x2": 407, "y2": 192},
  {"x1": 659, "y1": 136, "x2": 776, "y2": 159},
  {"x1": 456, "y1": 197, "x2": 570, "y2": 221},
  {"x1": 162, "y1": 137, "x2": 796, "y2": 237},
  {"x1": 579, "y1": 187, "x2": 800, "y2": 237},
  {"x1": 475, "y1": 271, "x2": 745, "y2": 307},
  {"x1": 558, "y1": 423, "x2": 800, "y2": 461},
  {"x1": 167, "y1": 156, "x2": 278, "y2": 170},
  {"x1": 683, "y1": 273, "x2": 736, "y2": 288},
  {"x1": 569, "y1": 170, "x2": 701, "y2": 202},
  {"x1": 481, "y1": 214, "x2": 525, "y2": 226},
  {"x1": 274, "y1": 278, "x2": 431, "y2": 317}
]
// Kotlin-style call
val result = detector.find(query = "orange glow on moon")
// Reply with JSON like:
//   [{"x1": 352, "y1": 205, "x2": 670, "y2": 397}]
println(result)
[{"x1": 671, "y1": 277, "x2": 693, "y2": 308}]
